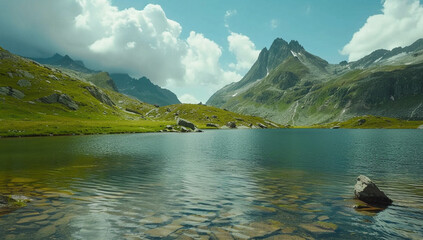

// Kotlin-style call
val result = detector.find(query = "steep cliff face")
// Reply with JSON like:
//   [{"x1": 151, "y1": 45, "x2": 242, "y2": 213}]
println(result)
[{"x1": 207, "y1": 38, "x2": 423, "y2": 125}]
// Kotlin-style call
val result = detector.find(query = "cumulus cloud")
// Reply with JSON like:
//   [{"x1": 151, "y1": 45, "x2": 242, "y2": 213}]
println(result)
[
  {"x1": 0, "y1": 0, "x2": 248, "y2": 100},
  {"x1": 342, "y1": 0, "x2": 423, "y2": 61},
  {"x1": 228, "y1": 32, "x2": 260, "y2": 72},
  {"x1": 179, "y1": 94, "x2": 200, "y2": 104}
]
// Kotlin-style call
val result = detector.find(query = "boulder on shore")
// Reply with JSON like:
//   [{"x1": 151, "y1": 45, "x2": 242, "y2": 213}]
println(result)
[
  {"x1": 206, "y1": 123, "x2": 219, "y2": 128},
  {"x1": 354, "y1": 175, "x2": 392, "y2": 206},
  {"x1": 226, "y1": 122, "x2": 236, "y2": 129},
  {"x1": 177, "y1": 118, "x2": 196, "y2": 130}
]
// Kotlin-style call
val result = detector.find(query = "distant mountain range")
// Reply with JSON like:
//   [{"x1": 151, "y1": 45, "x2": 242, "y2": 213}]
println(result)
[
  {"x1": 30, "y1": 54, "x2": 180, "y2": 106},
  {"x1": 110, "y1": 73, "x2": 180, "y2": 107},
  {"x1": 207, "y1": 38, "x2": 423, "y2": 125}
]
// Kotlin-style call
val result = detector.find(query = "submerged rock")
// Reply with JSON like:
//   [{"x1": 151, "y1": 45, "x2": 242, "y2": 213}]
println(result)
[
  {"x1": 0, "y1": 194, "x2": 31, "y2": 215},
  {"x1": 354, "y1": 175, "x2": 392, "y2": 206},
  {"x1": 177, "y1": 118, "x2": 196, "y2": 130}
]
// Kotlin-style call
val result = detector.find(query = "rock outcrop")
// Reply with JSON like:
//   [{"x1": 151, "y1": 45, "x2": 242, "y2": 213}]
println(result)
[
  {"x1": 0, "y1": 86, "x2": 25, "y2": 99},
  {"x1": 354, "y1": 175, "x2": 392, "y2": 206},
  {"x1": 206, "y1": 123, "x2": 219, "y2": 128},
  {"x1": 39, "y1": 93, "x2": 79, "y2": 110},
  {"x1": 17, "y1": 79, "x2": 31, "y2": 87},
  {"x1": 84, "y1": 86, "x2": 115, "y2": 107},
  {"x1": 226, "y1": 122, "x2": 237, "y2": 129},
  {"x1": 177, "y1": 118, "x2": 196, "y2": 130}
]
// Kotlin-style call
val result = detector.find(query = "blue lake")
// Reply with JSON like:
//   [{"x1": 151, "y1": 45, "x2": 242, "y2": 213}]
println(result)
[{"x1": 0, "y1": 129, "x2": 423, "y2": 239}]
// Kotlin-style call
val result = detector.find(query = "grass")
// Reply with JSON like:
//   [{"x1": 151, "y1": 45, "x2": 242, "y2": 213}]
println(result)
[
  {"x1": 310, "y1": 115, "x2": 423, "y2": 129},
  {"x1": 0, "y1": 46, "x2": 282, "y2": 137}
]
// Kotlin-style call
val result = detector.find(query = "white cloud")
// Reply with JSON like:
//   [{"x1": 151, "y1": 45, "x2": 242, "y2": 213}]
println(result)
[
  {"x1": 342, "y1": 0, "x2": 423, "y2": 61},
  {"x1": 179, "y1": 94, "x2": 200, "y2": 104},
  {"x1": 270, "y1": 19, "x2": 278, "y2": 29},
  {"x1": 228, "y1": 32, "x2": 260, "y2": 72},
  {"x1": 224, "y1": 10, "x2": 237, "y2": 28},
  {"x1": 0, "y1": 0, "x2": 253, "y2": 102}
]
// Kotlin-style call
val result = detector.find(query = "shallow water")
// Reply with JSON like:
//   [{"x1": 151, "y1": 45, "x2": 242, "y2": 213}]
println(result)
[{"x1": 0, "y1": 129, "x2": 423, "y2": 239}]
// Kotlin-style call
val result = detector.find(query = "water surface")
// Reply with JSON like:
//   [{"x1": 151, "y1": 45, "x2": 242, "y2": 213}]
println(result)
[{"x1": 0, "y1": 129, "x2": 423, "y2": 239}]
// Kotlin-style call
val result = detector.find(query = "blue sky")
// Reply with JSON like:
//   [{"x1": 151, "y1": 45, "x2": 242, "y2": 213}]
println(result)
[
  {"x1": 0, "y1": 0, "x2": 422, "y2": 103},
  {"x1": 112, "y1": 0, "x2": 381, "y2": 64}
]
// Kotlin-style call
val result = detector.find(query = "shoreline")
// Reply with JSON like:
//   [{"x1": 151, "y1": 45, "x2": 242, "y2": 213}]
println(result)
[{"x1": 1, "y1": 125, "x2": 422, "y2": 139}]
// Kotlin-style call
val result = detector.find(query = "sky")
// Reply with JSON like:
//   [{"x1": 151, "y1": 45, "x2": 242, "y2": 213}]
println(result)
[{"x1": 0, "y1": 0, "x2": 422, "y2": 103}]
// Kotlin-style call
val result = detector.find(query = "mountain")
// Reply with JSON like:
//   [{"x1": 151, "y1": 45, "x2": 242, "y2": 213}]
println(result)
[
  {"x1": 207, "y1": 38, "x2": 423, "y2": 125},
  {"x1": 0, "y1": 46, "x2": 276, "y2": 137},
  {"x1": 31, "y1": 53, "x2": 180, "y2": 106},
  {"x1": 110, "y1": 73, "x2": 180, "y2": 106},
  {"x1": 31, "y1": 54, "x2": 95, "y2": 73}
]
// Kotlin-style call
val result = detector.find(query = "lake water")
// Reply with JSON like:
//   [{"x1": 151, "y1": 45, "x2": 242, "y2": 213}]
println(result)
[{"x1": 0, "y1": 129, "x2": 423, "y2": 239}]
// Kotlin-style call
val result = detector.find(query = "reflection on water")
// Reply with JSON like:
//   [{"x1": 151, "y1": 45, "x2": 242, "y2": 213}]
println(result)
[{"x1": 0, "y1": 129, "x2": 423, "y2": 239}]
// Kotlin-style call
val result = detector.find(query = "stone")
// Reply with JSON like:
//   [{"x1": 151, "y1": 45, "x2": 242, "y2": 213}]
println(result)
[
  {"x1": 17, "y1": 79, "x2": 31, "y2": 87},
  {"x1": 18, "y1": 70, "x2": 34, "y2": 79},
  {"x1": 194, "y1": 128, "x2": 203, "y2": 133},
  {"x1": 166, "y1": 125, "x2": 173, "y2": 130},
  {"x1": 357, "y1": 119, "x2": 366, "y2": 126},
  {"x1": 177, "y1": 118, "x2": 196, "y2": 130},
  {"x1": 48, "y1": 74, "x2": 59, "y2": 80},
  {"x1": 0, "y1": 87, "x2": 25, "y2": 99},
  {"x1": 84, "y1": 86, "x2": 115, "y2": 107},
  {"x1": 264, "y1": 235, "x2": 305, "y2": 240},
  {"x1": 16, "y1": 214, "x2": 49, "y2": 224},
  {"x1": 226, "y1": 122, "x2": 236, "y2": 128},
  {"x1": 206, "y1": 123, "x2": 219, "y2": 128},
  {"x1": 145, "y1": 223, "x2": 183, "y2": 237},
  {"x1": 418, "y1": 125, "x2": 423, "y2": 129},
  {"x1": 354, "y1": 175, "x2": 392, "y2": 206},
  {"x1": 211, "y1": 115, "x2": 217, "y2": 118},
  {"x1": 299, "y1": 223, "x2": 334, "y2": 233},
  {"x1": 331, "y1": 126, "x2": 340, "y2": 129},
  {"x1": 35, "y1": 225, "x2": 56, "y2": 238},
  {"x1": 39, "y1": 93, "x2": 79, "y2": 110},
  {"x1": 180, "y1": 127, "x2": 191, "y2": 133},
  {"x1": 258, "y1": 123, "x2": 267, "y2": 129}
]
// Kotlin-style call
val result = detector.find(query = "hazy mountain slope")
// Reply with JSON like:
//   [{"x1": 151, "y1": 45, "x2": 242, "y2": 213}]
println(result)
[
  {"x1": 32, "y1": 54, "x2": 95, "y2": 74},
  {"x1": 207, "y1": 38, "x2": 423, "y2": 125},
  {"x1": 110, "y1": 73, "x2": 180, "y2": 106},
  {"x1": 31, "y1": 54, "x2": 180, "y2": 106}
]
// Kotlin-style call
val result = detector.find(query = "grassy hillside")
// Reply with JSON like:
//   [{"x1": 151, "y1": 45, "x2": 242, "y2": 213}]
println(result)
[
  {"x1": 152, "y1": 104, "x2": 281, "y2": 129},
  {"x1": 0, "y1": 47, "x2": 280, "y2": 137},
  {"x1": 310, "y1": 115, "x2": 423, "y2": 129}
]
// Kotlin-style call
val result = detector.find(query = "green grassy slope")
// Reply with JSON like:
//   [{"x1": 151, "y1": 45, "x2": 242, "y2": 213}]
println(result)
[
  {"x1": 0, "y1": 47, "x2": 281, "y2": 137},
  {"x1": 310, "y1": 115, "x2": 423, "y2": 129}
]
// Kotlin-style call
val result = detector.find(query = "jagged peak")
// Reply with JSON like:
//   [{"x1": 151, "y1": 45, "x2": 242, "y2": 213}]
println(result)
[
  {"x1": 288, "y1": 40, "x2": 304, "y2": 52},
  {"x1": 52, "y1": 53, "x2": 63, "y2": 58},
  {"x1": 270, "y1": 38, "x2": 289, "y2": 50}
]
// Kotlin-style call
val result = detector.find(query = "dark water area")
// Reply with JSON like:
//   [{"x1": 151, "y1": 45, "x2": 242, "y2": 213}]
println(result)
[{"x1": 0, "y1": 129, "x2": 422, "y2": 239}]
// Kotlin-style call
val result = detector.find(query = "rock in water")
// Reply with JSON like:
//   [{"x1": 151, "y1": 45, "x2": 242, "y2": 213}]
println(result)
[
  {"x1": 177, "y1": 118, "x2": 196, "y2": 130},
  {"x1": 354, "y1": 175, "x2": 392, "y2": 206}
]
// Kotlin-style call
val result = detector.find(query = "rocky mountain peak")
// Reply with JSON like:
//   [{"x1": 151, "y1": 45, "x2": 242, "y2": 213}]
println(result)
[{"x1": 288, "y1": 40, "x2": 304, "y2": 52}]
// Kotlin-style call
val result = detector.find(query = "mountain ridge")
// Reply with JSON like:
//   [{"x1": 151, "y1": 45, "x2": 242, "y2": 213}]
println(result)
[{"x1": 207, "y1": 38, "x2": 423, "y2": 125}]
